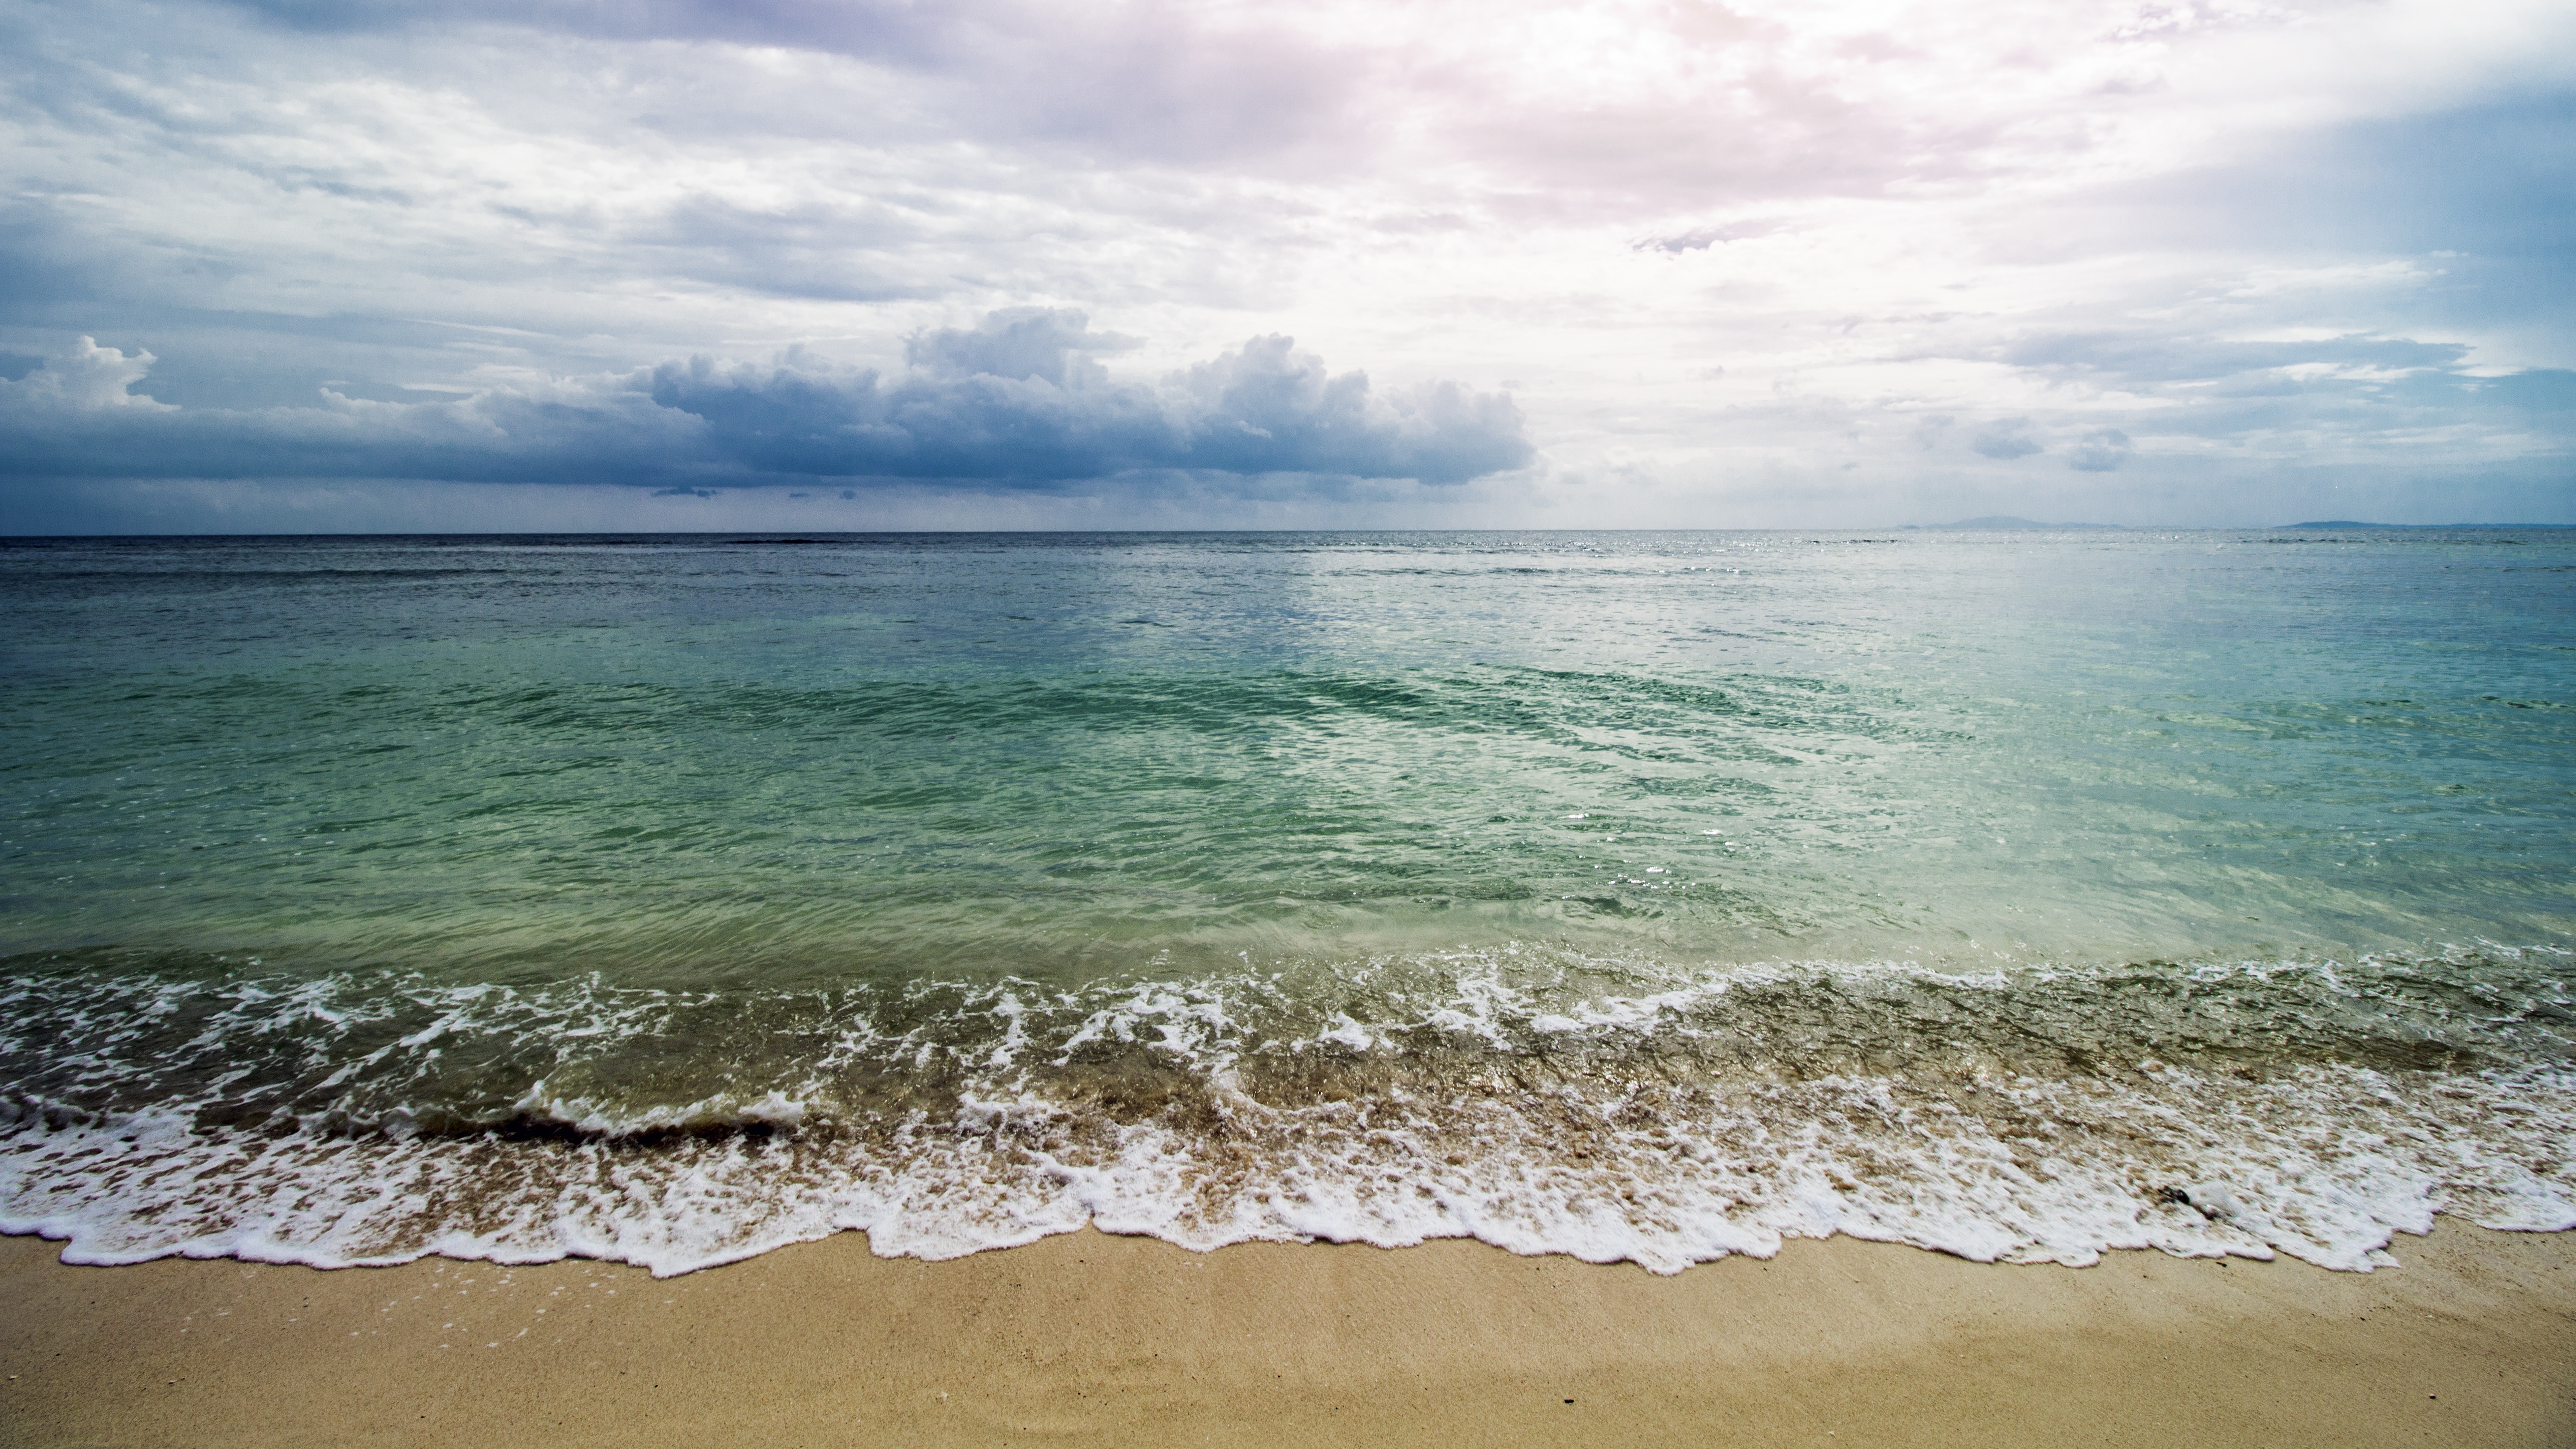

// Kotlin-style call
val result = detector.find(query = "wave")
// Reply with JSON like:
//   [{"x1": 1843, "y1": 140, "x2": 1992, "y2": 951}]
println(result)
[{"x1": 4, "y1": 944, "x2": 2573, "y2": 1277}]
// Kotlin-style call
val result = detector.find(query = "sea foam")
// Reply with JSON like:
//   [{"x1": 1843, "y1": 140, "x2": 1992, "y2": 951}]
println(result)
[{"x1": 4, "y1": 945, "x2": 2572, "y2": 1277}]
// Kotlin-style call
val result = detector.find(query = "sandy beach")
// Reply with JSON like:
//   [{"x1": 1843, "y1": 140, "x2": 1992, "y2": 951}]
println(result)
[{"x1": 4, "y1": 1224, "x2": 2570, "y2": 1447}]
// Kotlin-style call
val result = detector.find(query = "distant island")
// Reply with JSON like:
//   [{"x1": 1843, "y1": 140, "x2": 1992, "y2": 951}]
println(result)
[
  {"x1": 1905, "y1": 516, "x2": 2126, "y2": 530},
  {"x1": 2275, "y1": 521, "x2": 2571, "y2": 529}
]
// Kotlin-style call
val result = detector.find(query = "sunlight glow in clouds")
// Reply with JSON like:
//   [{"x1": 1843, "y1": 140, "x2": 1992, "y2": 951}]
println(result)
[{"x1": 0, "y1": 0, "x2": 2568, "y2": 529}]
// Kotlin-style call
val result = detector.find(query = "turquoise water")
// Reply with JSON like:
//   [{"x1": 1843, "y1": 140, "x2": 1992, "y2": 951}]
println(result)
[{"x1": 3, "y1": 529, "x2": 2572, "y2": 1274}]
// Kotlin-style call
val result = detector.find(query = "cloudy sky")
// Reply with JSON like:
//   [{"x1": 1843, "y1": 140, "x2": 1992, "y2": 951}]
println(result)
[{"x1": 1, "y1": 0, "x2": 2568, "y2": 531}]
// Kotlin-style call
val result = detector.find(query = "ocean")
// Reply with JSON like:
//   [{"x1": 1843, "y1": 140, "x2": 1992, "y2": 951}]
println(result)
[{"x1": 3, "y1": 528, "x2": 2571, "y2": 1276}]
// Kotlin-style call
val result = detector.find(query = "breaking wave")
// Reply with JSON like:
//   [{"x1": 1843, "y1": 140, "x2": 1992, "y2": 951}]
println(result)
[{"x1": 5, "y1": 941, "x2": 2573, "y2": 1276}]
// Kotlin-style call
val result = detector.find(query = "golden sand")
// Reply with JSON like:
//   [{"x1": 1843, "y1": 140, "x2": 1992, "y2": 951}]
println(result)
[{"x1": 4, "y1": 1223, "x2": 2570, "y2": 1447}]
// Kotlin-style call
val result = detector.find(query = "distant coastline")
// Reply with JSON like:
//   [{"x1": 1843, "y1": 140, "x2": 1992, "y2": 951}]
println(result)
[
  {"x1": 1901, "y1": 517, "x2": 2572, "y2": 531},
  {"x1": 2273, "y1": 520, "x2": 2575, "y2": 529}
]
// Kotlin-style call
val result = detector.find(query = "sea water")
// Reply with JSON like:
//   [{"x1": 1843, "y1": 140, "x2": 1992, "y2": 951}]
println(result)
[{"x1": 2, "y1": 528, "x2": 2570, "y2": 1275}]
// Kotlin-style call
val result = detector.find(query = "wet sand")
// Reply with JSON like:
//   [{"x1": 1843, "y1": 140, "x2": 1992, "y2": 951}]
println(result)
[{"x1": 3, "y1": 1223, "x2": 2571, "y2": 1447}]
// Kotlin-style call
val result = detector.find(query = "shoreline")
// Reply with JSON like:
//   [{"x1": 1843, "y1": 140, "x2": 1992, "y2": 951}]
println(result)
[{"x1": 4, "y1": 1224, "x2": 2571, "y2": 1446}]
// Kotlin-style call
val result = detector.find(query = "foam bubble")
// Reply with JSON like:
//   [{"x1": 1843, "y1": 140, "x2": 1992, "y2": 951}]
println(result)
[{"x1": 3, "y1": 944, "x2": 2572, "y2": 1277}]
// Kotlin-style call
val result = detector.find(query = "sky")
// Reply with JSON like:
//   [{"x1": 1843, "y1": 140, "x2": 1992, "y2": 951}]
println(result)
[{"x1": 0, "y1": 0, "x2": 2569, "y2": 532}]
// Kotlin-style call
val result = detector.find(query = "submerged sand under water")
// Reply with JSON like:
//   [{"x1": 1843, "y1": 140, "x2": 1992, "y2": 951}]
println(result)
[{"x1": 6, "y1": 944, "x2": 2571, "y2": 1276}]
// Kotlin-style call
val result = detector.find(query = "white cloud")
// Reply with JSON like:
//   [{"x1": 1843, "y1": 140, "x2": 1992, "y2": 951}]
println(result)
[{"x1": 0, "y1": 337, "x2": 169, "y2": 411}]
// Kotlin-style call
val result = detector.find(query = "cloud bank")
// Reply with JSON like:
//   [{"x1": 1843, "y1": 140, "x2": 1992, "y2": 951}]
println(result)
[{"x1": 0, "y1": 310, "x2": 1532, "y2": 490}]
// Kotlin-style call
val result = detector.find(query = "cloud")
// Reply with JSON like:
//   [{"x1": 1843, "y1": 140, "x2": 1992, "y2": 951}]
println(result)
[
  {"x1": 1997, "y1": 331, "x2": 2474, "y2": 386},
  {"x1": 648, "y1": 312, "x2": 1529, "y2": 484},
  {"x1": 0, "y1": 312, "x2": 1533, "y2": 489},
  {"x1": 1969, "y1": 420, "x2": 2042, "y2": 460},
  {"x1": 1162, "y1": 336, "x2": 1531, "y2": 483},
  {"x1": 902, "y1": 307, "x2": 1135, "y2": 387},
  {"x1": 220, "y1": 0, "x2": 1371, "y2": 167},
  {"x1": 2067, "y1": 428, "x2": 2131, "y2": 472},
  {"x1": 3, "y1": 1, "x2": 2571, "y2": 531},
  {"x1": 2096, "y1": 97, "x2": 2576, "y2": 267},
  {"x1": 0, "y1": 337, "x2": 171, "y2": 412},
  {"x1": 1634, "y1": 219, "x2": 1791, "y2": 253}
]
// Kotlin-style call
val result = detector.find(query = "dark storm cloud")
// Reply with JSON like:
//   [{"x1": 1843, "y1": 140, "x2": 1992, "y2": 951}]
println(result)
[
  {"x1": 649, "y1": 310, "x2": 1531, "y2": 484},
  {"x1": 0, "y1": 310, "x2": 1533, "y2": 489}
]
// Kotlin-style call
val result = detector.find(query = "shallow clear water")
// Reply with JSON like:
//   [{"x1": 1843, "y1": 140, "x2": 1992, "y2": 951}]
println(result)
[{"x1": 3, "y1": 529, "x2": 2572, "y2": 1274}]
